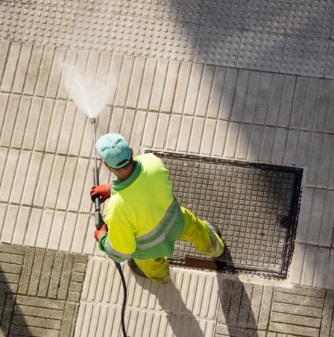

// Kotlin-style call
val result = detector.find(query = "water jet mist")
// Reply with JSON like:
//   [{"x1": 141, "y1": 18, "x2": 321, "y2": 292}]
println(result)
[{"x1": 62, "y1": 62, "x2": 115, "y2": 120}]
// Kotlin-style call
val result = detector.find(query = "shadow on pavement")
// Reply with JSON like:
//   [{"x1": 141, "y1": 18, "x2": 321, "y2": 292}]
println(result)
[
  {"x1": 137, "y1": 247, "x2": 260, "y2": 337},
  {"x1": 218, "y1": 246, "x2": 260, "y2": 337},
  {"x1": 0, "y1": 266, "x2": 32, "y2": 336},
  {"x1": 140, "y1": 276, "x2": 206, "y2": 337}
]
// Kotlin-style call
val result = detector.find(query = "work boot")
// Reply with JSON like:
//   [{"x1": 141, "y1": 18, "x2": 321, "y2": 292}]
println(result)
[
  {"x1": 204, "y1": 221, "x2": 225, "y2": 260},
  {"x1": 204, "y1": 220, "x2": 221, "y2": 237},
  {"x1": 127, "y1": 258, "x2": 148, "y2": 278}
]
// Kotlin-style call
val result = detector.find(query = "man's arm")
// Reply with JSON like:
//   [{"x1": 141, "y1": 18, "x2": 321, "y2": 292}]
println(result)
[
  {"x1": 90, "y1": 183, "x2": 112, "y2": 203},
  {"x1": 94, "y1": 224, "x2": 136, "y2": 263}
]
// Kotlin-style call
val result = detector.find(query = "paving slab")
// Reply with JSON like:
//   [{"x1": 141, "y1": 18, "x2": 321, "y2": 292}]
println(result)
[
  {"x1": 201, "y1": 0, "x2": 248, "y2": 28},
  {"x1": 78, "y1": 259, "x2": 334, "y2": 337},
  {"x1": 237, "y1": 30, "x2": 284, "y2": 72},
  {"x1": 281, "y1": 35, "x2": 329, "y2": 77},
  {"x1": 0, "y1": 243, "x2": 87, "y2": 337},
  {"x1": 245, "y1": 0, "x2": 291, "y2": 34},
  {"x1": 1, "y1": 0, "x2": 334, "y2": 77},
  {"x1": 194, "y1": 26, "x2": 242, "y2": 67},
  {"x1": 1, "y1": 245, "x2": 334, "y2": 336},
  {"x1": 78, "y1": 257, "x2": 220, "y2": 337},
  {"x1": 288, "y1": 0, "x2": 334, "y2": 39}
]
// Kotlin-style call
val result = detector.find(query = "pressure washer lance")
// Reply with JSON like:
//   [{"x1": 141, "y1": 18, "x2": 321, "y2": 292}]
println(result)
[{"x1": 90, "y1": 118, "x2": 130, "y2": 337}]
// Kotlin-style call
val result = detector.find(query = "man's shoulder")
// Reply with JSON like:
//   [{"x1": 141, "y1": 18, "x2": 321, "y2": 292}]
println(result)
[
  {"x1": 135, "y1": 152, "x2": 156, "y2": 160},
  {"x1": 136, "y1": 153, "x2": 161, "y2": 164}
]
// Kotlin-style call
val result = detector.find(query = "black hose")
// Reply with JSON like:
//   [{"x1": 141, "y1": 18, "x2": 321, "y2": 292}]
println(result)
[
  {"x1": 90, "y1": 119, "x2": 129, "y2": 336},
  {"x1": 115, "y1": 263, "x2": 128, "y2": 337}
]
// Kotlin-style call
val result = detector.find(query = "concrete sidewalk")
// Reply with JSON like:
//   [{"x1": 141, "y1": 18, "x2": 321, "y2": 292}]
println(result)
[
  {"x1": 0, "y1": 243, "x2": 333, "y2": 336},
  {"x1": 1, "y1": 0, "x2": 334, "y2": 336}
]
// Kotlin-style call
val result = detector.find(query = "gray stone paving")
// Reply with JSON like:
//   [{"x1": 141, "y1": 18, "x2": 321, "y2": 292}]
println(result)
[
  {"x1": 0, "y1": 242, "x2": 333, "y2": 336},
  {"x1": 216, "y1": 279, "x2": 334, "y2": 337},
  {"x1": 78, "y1": 258, "x2": 334, "y2": 337},
  {"x1": 0, "y1": 0, "x2": 334, "y2": 77},
  {"x1": 0, "y1": 243, "x2": 87, "y2": 337}
]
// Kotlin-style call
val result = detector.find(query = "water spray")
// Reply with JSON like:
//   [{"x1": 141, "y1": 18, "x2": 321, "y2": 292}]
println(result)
[
  {"x1": 90, "y1": 118, "x2": 129, "y2": 337},
  {"x1": 63, "y1": 63, "x2": 129, "y2": 336}
]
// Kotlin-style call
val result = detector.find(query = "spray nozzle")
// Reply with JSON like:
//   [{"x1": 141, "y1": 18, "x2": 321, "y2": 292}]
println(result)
[{"x1": 90, "y1": 117, "x2": 96, "y2": 124}]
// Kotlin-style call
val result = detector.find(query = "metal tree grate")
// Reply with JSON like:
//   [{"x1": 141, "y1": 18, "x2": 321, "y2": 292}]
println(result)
[{"x1": 145, "y1": 151, "x2": 302, "y2": 278}]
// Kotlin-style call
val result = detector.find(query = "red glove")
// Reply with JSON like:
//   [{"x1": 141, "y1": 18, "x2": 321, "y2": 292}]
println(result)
[
  {"x1": 94, "y1": 224, "x2": 108, "y2": 242},
  {"x1": 90, "y1": 183, "x2": 112, "y2": 203}
]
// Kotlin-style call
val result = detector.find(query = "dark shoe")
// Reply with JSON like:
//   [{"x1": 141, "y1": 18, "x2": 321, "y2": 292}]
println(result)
[
  {"x1": 127, "y1": 258, "x2": 147, "y2": 278},
  {"x1": 204, "y1": 221, "x2": 222, "y2": 237},
  {"x1": 204, "y1": 221, "x2": 225, "y2": 260}
]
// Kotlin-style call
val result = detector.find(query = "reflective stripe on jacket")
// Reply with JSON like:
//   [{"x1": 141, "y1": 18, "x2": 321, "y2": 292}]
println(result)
[{"x1": 99, "y1": 153, "x2": 185, "y2": 261}]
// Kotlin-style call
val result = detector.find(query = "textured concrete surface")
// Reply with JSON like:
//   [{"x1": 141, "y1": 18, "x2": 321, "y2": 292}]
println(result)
[
  {"x1": 1, "y1": 0, "x2": 334, "y2": 78},
  {"x1": 1, "y1": 44, "x2": 333, "y2": 287},
  {"x1": 0, "y1": 243, "x2": 87, "y2": 336},
  {"x1": 1, "y1": 247, "x2": 334, "y2": 336},
  {"x1": 1, "y1": 0, "x2": 334, "y2": 335},
  {"x1": 78, "y1": 257, "x2": 334, "y2": 337}
]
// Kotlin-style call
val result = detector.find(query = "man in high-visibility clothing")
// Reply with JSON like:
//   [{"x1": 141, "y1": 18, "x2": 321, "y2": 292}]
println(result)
[{"x1": 91, "y1": 133, "x2": 225, "y2": 284}]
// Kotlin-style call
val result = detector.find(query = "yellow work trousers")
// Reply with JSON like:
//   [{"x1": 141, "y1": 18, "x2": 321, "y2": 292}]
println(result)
[{"x1": 133, "y1": 207, "x2": 225, "y2": 284}]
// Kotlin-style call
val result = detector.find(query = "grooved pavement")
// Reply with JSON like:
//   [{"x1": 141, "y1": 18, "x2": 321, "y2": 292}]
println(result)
[{"x1": 0, "y1": 243, "x2": 87, "y2": 336}]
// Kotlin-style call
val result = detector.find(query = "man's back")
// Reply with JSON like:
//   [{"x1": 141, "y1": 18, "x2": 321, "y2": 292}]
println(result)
[{"x1": 104, "y1": 153, "x2": 184, "y2": 259}]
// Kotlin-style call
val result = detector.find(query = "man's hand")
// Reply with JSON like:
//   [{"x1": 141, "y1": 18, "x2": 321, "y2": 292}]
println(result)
[
  {"x1": 90, "y1": 183, "x2": 112, "y2": 203},
  {"x1": 94, "y1": 224, "x2": 108, "y2": 242}
]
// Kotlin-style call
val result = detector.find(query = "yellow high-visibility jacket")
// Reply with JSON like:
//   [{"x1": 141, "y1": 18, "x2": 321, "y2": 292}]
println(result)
[{"x1": 98, "y1": 153, "x2": 185, "y2": 262}]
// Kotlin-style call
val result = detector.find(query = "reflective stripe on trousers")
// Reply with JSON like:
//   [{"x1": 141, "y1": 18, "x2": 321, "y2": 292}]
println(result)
[{"x1": 178, "y1": 207, "x2": 225, "y2": 257}]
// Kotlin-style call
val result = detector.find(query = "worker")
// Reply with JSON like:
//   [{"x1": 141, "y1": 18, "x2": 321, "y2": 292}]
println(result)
[{"x1": 91, "y1": 133, "x2": 225, "y2": 284}]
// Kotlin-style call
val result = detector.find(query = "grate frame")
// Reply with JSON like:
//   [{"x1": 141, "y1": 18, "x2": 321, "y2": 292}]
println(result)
[{"x1": 145, "y1": 150, "x2": 303, "y2": 279}]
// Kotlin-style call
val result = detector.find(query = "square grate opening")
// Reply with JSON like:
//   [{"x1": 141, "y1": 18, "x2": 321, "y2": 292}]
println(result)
[{"x1": 145, "y1": 151, "x2": 303, "y2": 278}]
